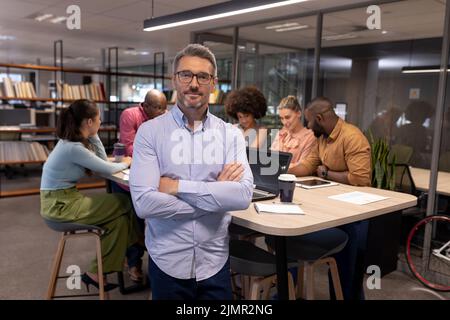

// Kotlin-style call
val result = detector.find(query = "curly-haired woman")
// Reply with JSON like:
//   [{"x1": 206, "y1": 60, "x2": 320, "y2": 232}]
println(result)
[{"x1": 225, "y1": 86, "x2": 268, "y2": 149}]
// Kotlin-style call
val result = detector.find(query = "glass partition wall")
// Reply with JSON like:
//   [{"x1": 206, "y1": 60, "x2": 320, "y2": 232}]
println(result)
[
  {"x1": 196, "y1": 0, "x2": 450, "y2": 288},
  {"x1": 321, "y1": 0, "x2": 445, "y2": 169},
  {"x1": 199, "y1": 16, "x2": 315, "y2": 130}
]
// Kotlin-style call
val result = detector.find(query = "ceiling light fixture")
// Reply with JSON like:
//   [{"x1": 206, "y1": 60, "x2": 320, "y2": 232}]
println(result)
[
  {"x1": 34, "y1": 13, "x2": 53, "y2": 22},
  {"x1": 322, "y1": 33, "x2": 358, "y2": 41},
  {"x1": 143, "y1": 0, "x2": 311, "y2": 32},
  {"x1": 50, "y1": 16, "x2": 67, "y2": 24},
  {"x1": 265, "y1": 22, "x2": 299, "y2": 29},
  {"x1": 401, "y1": 66, "x2": 450, "y2": 74},
  {"x1": 275, "y1": 25, "x2": 308, "y2": 32},
  {"x1": 0, "y1": 35, "x2": 16, "y2": 40}
]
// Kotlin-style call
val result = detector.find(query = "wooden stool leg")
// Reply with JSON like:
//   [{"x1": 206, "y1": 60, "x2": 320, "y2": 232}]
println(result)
[
  {"x1": 95, "y1": 232, "x2": 105, "y2": 300},
  {"x1": 296, "y1": 262, "x2": 305, "y2": 299},
  {"x1": 46, "y1": 234, "x2": 67, "y2": 300},
  {"x1": 242, "y1": 275, "x2": 252, "y2": 299},
  {"x1": 249, "y1": 277, "x2": 262, "y2": 300},
  {"x1": 304, "y1": 263, "x2": 315, "y2": 300},
  {"x1": 288, "y1": 272, "x2": 296, "y2": 300},
  {"x1": 326, "y1": 258, "x2": 344, "y2": 300},
  {"x1": 261, "y1": 276, "x2": 275, "y2": 300},
  {"x1": 231, "y1": 273, "x2": 238, "y2": 300}
]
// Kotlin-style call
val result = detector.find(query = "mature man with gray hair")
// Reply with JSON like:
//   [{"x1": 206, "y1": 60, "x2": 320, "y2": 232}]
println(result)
[{"x1": 130, "y1": 44, "x2": 253, "y2": 299}]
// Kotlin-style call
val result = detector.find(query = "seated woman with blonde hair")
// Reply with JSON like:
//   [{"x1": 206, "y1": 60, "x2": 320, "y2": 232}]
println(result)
[
  {"x1": 225, "y1": 86, "x2": 268, "y2": 149},
  {"x1": 271, "y1": 95, "x2": 316, "y2": 168}
]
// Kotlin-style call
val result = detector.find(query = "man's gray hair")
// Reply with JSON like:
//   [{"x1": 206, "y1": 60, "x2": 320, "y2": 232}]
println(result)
[{"x1": 173, "y1": 44, "x2": 217, "y2": 77}]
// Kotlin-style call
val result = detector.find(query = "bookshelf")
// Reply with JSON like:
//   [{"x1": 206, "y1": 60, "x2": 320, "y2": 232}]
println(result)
[
  {"x1": 0, "y1": 62, "x2": 174, "y2": 148},
  {"x1": 0, "y1": 62, "x2": 159, "y2": 197},
  {"x1": 0, "y1": 57, "x2": 232, "y2": 197}
]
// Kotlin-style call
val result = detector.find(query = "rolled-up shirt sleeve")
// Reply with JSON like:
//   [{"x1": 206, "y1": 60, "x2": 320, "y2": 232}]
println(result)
[
  {"x1": 130, "y1": 125, "x2": 198, "y2": 219},
  {"x1": 177, "y1": 128, "x2": 253, "y2": 212},
  {"x1": 298, "y1": 140, "x2": 321, "y2": 175},
  {"x1": 119, "y1": 110, "x2": 137, "y2": 157},
  {"x1": 344, "y1": 134, "x2": 372, "y2": 186}
]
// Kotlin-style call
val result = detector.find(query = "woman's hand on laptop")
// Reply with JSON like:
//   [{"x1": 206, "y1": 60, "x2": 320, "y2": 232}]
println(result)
[{"x1": 218, "y1": 163, "x2": 244, "y2": 182}]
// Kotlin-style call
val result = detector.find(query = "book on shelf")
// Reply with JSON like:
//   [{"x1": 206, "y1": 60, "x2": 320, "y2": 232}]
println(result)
[
  {"x1": 209, "y1": 88, "x2": 226, "y2": 104},
  {"x1": 0, "y1": 141, "x2": 49, "y2": 163},
  {"x1": 0, "y1": 77, "x2": 37, "y2": 99},
  {"x1": 57, "y1": 81, "x2": 106, "y2": 101}
]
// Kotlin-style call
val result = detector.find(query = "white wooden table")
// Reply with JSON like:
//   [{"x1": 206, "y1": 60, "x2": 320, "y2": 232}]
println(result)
[
  {"x1": 231, "y1": 177, "x2": 417, "y2": 299},
  {"x1": 410, "y1": 167, "x2": 450, "y2": 196},
  {"x1": 105, "y1": 172, "x2": 417, "y2": 300}
]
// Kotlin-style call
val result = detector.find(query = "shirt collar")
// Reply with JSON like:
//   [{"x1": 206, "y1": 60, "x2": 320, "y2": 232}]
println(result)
[
  {"x1": 328, "y1": 118, "x2": 344, "y2": 142},
  {"x1": 138, "y1": 104, "x2": 149, "y2": 121},
  {"x1": 171, "y1": 104, "x2": 211, "y2": 132}
]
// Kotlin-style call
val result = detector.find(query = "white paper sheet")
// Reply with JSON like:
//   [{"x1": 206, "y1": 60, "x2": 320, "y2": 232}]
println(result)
[
  {"x1": 328, "y1": 191, "x2": 389, "y2": 205},
  {"x1": 254, "y1": 203, "x2": 304, "y2": 215}
]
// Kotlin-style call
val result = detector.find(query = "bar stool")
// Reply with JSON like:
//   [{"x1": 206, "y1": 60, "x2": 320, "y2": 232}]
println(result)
[
  {"x1": 266, "y1": 228, "x2": 348, "y2": 300},
  {"x1": 43, "y1": 217, "x2": 107, "y2": 300},
  {"x1": 229, "y1": 223, "x2": 262, "y2": 242},
  {"x1": 229, "y1": 239, "x2": 297, "y2": 300}
]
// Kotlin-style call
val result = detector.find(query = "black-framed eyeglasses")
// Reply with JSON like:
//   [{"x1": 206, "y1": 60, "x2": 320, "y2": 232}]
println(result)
[{"x1": 175, "y1": 70, "x2": 215, "y2": 85}]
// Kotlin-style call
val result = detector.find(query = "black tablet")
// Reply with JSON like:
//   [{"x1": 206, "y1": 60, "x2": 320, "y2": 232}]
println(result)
[{"x1": 296, "y1": 179, "x2": 338, "y2": 189}]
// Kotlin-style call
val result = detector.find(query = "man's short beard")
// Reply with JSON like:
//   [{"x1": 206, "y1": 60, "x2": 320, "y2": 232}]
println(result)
[
  {"x1": 313, "y1": 130, "x2": 322, "y2": 138},
  {"x1": 312, "y1": 123, "x2": 323, "y2": 138},
  {"x1": 183, "y1": 98, "x2": 203, "y2": 109}
]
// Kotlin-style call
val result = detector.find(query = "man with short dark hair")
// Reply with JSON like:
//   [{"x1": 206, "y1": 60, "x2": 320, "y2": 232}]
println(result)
[
  {"x1": 111, "y1": 89, "x2": 167, "y2": 283},
  {"x1": 290, "y1": 96, "x2": 371, "y2": 300},
  {"x1": 120, "y1": 89, "x2": 167, "y2": 157}
]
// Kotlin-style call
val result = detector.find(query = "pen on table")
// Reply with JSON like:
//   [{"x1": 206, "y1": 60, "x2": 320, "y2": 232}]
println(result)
[{"x1": 272, "y1": 201, "x2": 302, "y2": 205}]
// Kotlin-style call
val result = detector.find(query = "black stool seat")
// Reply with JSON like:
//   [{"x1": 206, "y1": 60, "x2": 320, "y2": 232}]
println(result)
[
  {"x1": 43, "y1": 217, "x2": 103, "y2": 233},
  {"x1": 230, "y1": 240, "x2": 297, "y2": 277},
  {"x1": 266, "y1": 228, "x2": 348, "y2": 262},
  {"x1": 229, "y1": 223, "x2": 259, "y2": 239}
]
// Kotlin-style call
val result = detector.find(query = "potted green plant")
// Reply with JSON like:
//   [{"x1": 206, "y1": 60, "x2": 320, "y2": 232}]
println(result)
[
  {"x1": 369, "y1": 133, "x2": 396, "y2": 190},
  {"x1": 365, "y1": 132, "x2": 401, "y2": 277}
]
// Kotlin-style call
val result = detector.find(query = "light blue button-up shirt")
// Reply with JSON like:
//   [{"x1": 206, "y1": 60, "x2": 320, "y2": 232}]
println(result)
[{"x1": 130, "y1": 105, "x2": 253, "y2": 280}]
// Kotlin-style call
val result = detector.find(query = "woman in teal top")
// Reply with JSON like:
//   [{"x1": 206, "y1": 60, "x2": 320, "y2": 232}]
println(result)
[{"x1": 40, "y1": 99, "x2": 138, "y2": 291}]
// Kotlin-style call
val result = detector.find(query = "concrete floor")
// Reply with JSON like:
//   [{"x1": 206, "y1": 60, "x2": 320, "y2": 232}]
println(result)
[{"x1": 0, "y1": 188, "x2": 449, "y2": 300}]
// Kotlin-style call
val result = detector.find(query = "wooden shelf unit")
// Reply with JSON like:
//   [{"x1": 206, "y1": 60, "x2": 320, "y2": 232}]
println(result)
[
  {"x1": 0, "y1": 96, "x2": 142, "y2": 104},
  {"x1": 0, "y1": 126, "x2": 116, "y2": 134},
  {"x1": 0, "y1": 62, "x2": 171, "y2": 79}
]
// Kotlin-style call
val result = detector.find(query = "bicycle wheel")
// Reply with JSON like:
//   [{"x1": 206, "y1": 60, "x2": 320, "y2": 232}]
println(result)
[{"x1": 406, "y1": 215, "x2": 450, "y2": 292}]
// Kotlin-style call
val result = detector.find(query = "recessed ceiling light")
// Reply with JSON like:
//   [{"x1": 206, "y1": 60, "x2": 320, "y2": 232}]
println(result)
[
  {"x1": 323, "y1": 33, "x2": 358, "y2": 41},
  {"x1": 34, "y1": 13, "x2": 53, "y2": 22},
  {"x1": 50, "y1": 16, "x2": 67, "y2": 24},
  {"x1": 0, "y1": 35, "x2": 16, "y2": 40},
  {"x1": 266, "y1": 22, "x2": 299, "y2": 30},
  {"x1": 124, "y1": 49, "x2": 150, "y2": 56},
  {"x1": 275, "y1": 25, "x2": 308, "y2": 32},
  {"x1": 382, "y1": 30, "x2": 388, "y2": 34},
  {"x1": 75, "y1": 57, "x2": 95, "y2": 62}
]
